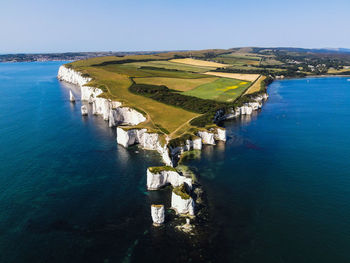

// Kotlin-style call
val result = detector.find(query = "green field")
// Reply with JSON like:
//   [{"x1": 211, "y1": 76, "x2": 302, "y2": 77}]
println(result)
[
  {"x1": 214, "y1": 52, "x2": 262, "y2": 66},
  {"x1": 183, "y1": 78, "x2": 251, "y2": 102},
  {"x1": 134, "y1": 77, "x2": 218, "y2": 91}
]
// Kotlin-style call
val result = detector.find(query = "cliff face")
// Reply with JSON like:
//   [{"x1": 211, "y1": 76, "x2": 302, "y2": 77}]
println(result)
[
  {"x1": 58, "y1": 66, "x2": 91, "y2": 87},
  {"x1": 215, "y1": 93, "x2": 269, "y2": 121},
  {"x1": 147, "y1": 168, "x2": 192, "y2": 190},
  {"x1": 58, "y1": 65, "x2": 146, "y2": 126},
  {"x1": 171, "y1": 191, "x2": 195, "y2": 216},
  {"x1": 116, "y1": 127, "x2": 173, "y2": 165},
  {"x1": 151, "y1": 205, "x2": 165, "y2": 226}
]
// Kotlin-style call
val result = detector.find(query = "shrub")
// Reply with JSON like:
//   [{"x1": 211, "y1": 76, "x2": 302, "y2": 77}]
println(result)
[
  {"x1": 148, "y1": 166, "x2": 177, "y2": 173},
  {"x1": 173, "y1": 184, "x2": 191, "y2": 200},
  {"x1": 128, "y1": 83, "x2": 226, "y2": 114}
]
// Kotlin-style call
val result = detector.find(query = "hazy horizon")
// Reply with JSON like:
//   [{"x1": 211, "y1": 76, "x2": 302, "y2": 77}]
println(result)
[
  {"x1": 1, "y1": 46, "x2": 350, "y2": 55},
  {"x1": 1, "y1": 0, "x2": 350, "y2": 53}
]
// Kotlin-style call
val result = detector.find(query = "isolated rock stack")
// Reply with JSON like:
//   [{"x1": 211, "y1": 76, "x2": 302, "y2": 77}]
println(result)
[
  {"x1": 69, "y1": 90, "x2": 75, "y2": 102},
  {"x1": 151, "y1": 204, "x2": 165, "y2": 226},
  {"x1": 81, "y1": 105, "x2": 88, "y2": 116}
]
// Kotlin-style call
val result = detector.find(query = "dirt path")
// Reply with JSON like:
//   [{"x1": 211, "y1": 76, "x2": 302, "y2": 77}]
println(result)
[{"x1": 169, "y1": 115, "x2": 200, "y2": 138}]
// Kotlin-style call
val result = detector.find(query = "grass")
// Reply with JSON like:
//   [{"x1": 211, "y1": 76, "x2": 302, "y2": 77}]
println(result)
[
  {"x1": 327, "y1": 68, "x2": 350, "y2": 74},
  {"x1": 134, "y1": 77, "x2": 218, "y2": 91},
  {"x1": 172, "y1": 184, "x2": 191, "y2": 200},
  {"x1": 101, "y1": 63, "x2": 210, "y2": 79},
  {"x1": 126, "y1": 60, "x2": 216, "y2": 73},
  {"x1": 148, "y1": 166, "x2": 177, "y2": 173},
  {"x1": 183, "y1": 78, "x2": 252, "y2": 102},
  {"x1": 215, "y1": 52, "x2": 261, "y2": 66}
]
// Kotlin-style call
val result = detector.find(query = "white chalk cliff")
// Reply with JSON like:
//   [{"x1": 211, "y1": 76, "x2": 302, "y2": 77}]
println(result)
[
  {"x1": 151, "y1": 204, "x2": 165, "y2": 226},
  {"x1": 147, "y1": 168, "x2": 192, "y2": 190},
  {"x1": 58, "y1": 65, "x2": 146, "y2": 126},
  {"x1": 116, "y1": 126, "x2": 227, "y2": 166},
  {"x1": 216, "y1": 93, "x2": 269, "y2": 121},
  {"x1": 171, "y1": 191, "x2": 195, "y2": 216},
  {"x1": 58, "y1": 66, "x2": 91, "y2": 87},
  {"x1": 116, "y1": 127, "x2": 173, "y2": 165},
  {"x1": 197, "y1": 131, "x2": 215, "y2": 145}
]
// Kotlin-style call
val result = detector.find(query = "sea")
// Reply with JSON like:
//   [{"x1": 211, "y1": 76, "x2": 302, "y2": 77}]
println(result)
[{"x1": 0, "y1": 61, "x2": 349, "y2": 262}]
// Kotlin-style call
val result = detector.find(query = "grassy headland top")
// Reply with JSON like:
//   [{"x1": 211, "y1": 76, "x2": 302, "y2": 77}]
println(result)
[{"x1": 65, "y1": 47, "x2": 350, "y2": 139}]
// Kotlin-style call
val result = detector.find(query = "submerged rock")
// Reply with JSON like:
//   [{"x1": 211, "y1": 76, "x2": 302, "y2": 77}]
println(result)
[{"x1": 176, "y1": 218, "x2": 194, "y2": 233}]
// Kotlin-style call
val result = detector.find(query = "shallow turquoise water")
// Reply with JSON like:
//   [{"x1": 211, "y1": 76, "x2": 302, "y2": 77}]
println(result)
[{"x1": 0, "y1": 62, "x2": 350, "y2": 262}]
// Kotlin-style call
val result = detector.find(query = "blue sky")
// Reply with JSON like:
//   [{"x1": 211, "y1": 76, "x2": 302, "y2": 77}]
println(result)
[{"x1": 1, "y1": 0, "x2": 350, "y2": 53}]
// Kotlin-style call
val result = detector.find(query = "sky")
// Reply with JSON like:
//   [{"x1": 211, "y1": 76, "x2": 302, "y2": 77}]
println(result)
[{"x1": 1, "y1": 0, "x2": 350, "y2": 53}]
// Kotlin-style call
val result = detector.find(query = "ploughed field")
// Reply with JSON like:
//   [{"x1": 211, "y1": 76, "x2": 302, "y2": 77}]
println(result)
[{"x1": 66, "y1": 51, "x2": 265, "y2": 138}]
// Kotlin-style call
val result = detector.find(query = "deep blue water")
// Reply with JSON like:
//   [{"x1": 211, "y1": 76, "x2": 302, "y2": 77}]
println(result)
[{"x1": 0, "y1": 62, "x2": 350, "y2": 262}]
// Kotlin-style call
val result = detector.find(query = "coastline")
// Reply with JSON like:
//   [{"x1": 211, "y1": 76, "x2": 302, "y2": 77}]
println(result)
[{"x1": 57, "y1": 64, "x2": 270, "y2": 227}]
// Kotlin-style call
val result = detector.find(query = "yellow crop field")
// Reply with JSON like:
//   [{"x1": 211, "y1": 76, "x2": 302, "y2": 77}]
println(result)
[
  {"x1": 204, "y1": 72, "x2": 260, "y2": 82},
  {"x1": 170, "y1": 58, "x2": 227, "y2": 68}
]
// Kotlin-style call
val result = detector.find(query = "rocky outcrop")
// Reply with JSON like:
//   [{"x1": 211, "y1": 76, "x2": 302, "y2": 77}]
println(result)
[
  {"x1": 69, "y1": 90, "x2": 75, "y2": 102},
  {"x1": 116, "y1": 128, "x2": 148, "y2": 148},
  {"x1": 176, "y1": 218, "x2": 194, "y2": 233},
  {"x1": 214, "y1": 127, "x2": 226, "y2": 141},
  {"x1": 151, "y1": 204, "x2": 165, "y2": 226},
  {"x1": 167, "y1": 137, "x2": 202, "y2": 165},
  {"x1": 116, "y1": 127, "x2": 173, "y2": 165},
  {"x1": 216, "y1": 92, "x2": 269, "y2": 121},
  {"x1": 81, "y1": 86, "x2": 103, "y2": 101},
  {"x1": 248, "y1": 101, "x2": 262, "y2": 110},
  {"x1": 113, "y1": 107, "x2": 146, "y2": 126},
  {"x1": 240, "y1": 105, "x2": 253, "y2": 115},
  {"x1": 197, "y1": 131, "x2": 215, "y2": 145},
  {"x1": 116, "y1": 125, "x2": 227, "y2": 166},
  {"x1": 147, "y1": 167, "x2": 192, "y2": 190},
  {"x1": 196, "y1": 127, "x2": 226, "y2": 145},
  {"x1": 92, "y1": 101, "x2": 98, "y2": 115},
  {"x1": 171, "y1": 189, "x2": 195, "y2": 216},
  {"x1": 81, "y1": 105, "x2": 88, "y2": 116}
]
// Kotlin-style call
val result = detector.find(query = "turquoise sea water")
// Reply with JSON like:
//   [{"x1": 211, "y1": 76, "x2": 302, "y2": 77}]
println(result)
[{"x1": 0, "y1": 62, "x2": 350, "y2": 262}]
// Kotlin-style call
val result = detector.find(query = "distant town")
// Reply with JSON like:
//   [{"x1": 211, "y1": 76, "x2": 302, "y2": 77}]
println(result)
[{"x1": 0, "y1": 51, "x2": 161, "y2": 63}]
